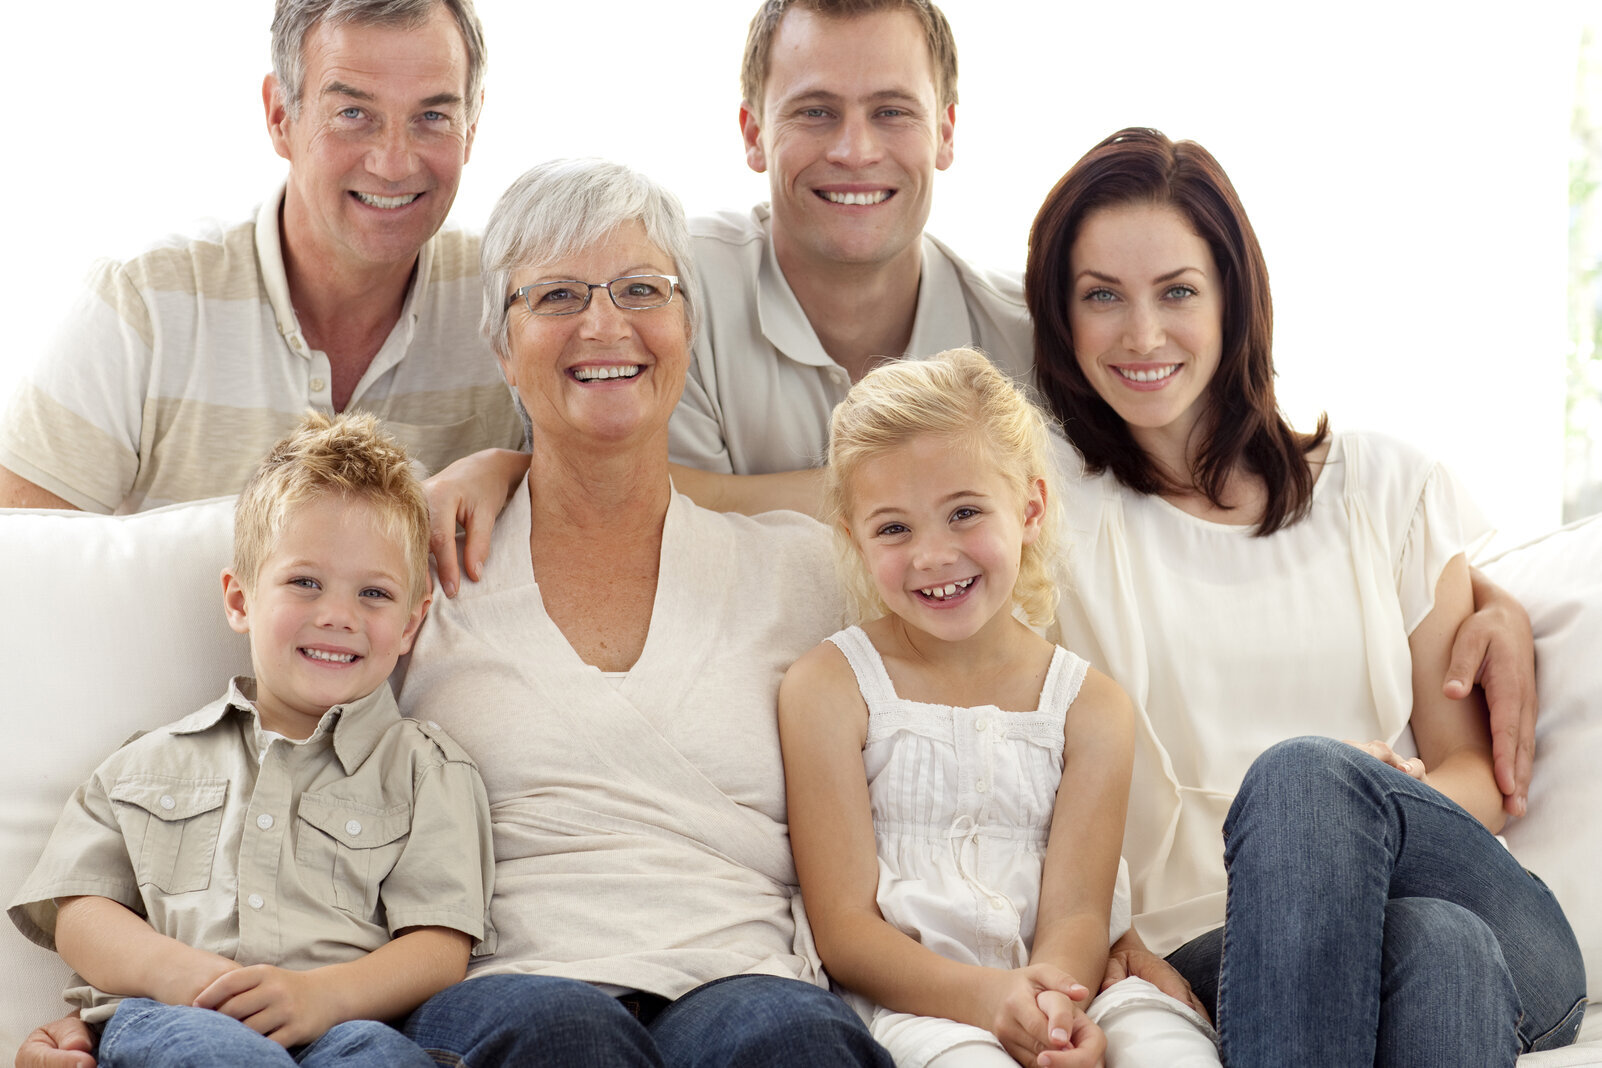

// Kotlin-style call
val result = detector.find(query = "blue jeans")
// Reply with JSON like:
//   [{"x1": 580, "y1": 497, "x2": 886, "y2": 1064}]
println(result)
[
  {"x1": 402, "y1": 972, "x2": 893, "y2": 1067},
  {"x1": 1168, "y1": 737, "x2": 1586, "y2": 1068},
  {"x1": 99, "y1": 998, "x2": 436, "y2": 1067}
]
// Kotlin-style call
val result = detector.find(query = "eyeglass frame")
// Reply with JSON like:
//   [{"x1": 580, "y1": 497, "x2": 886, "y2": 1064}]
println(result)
[{"x1": 504, "y1": 274, "x2": 682, "y2": 316}]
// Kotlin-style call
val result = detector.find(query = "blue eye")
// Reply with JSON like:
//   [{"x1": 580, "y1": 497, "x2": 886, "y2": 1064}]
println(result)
[
  {"x1": 1165, "y1": 284, "x2": 1198, "y2": 300},
  {"x1": 290, "y1": 577, "x2": 320, "y2": 590},
  {"x1": 951, "y1": 507, "x2": 980, "y2": 522},
  {"x1": 360, "y1": 587, "x2": 394, "y2": 600},
  {"x1": 1082, "y1": 288, "x2": 1117, "y2": 303},
  {"x1": 876, "y1": 522, "x2": 909, "y2": 537}
]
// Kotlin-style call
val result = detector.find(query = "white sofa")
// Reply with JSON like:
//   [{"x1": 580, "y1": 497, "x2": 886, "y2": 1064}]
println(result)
[{"x1": 0, "y1": 498, "x2": 1597, "y2": 1062}]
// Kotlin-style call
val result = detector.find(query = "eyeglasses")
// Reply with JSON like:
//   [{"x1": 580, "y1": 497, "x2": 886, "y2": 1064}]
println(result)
[{"x1": 505, "y1": 274, "x2": 681, "y2": 316}]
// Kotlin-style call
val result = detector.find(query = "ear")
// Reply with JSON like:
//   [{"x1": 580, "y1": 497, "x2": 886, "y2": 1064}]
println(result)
[
  {"x1": 222, "y1": 567, "x2": 252, "y2": 635},
  {"x1": 739, "y1": 103, "x2": 768, "y2": 174},
  {"x1": 462, "y1": 89, "x2": 483, "y2": 164},
  {"x1": 264, "y1": 74, "x2": 293, "y2": 163},
  {"x1": 1019, "y1": 476, "x2": 1047, "y2": 546},
  {"x1": 395, "y1": 593, "x2": 433, "y2": 656},
  {"x1": 934, "y1": 102, "x2": 956, "y2": 172}
]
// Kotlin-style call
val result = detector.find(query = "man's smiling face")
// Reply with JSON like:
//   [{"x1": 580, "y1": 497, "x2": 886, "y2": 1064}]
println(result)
[{"x1": 742, "y1": 7, "x2": 954, "y2": 278}]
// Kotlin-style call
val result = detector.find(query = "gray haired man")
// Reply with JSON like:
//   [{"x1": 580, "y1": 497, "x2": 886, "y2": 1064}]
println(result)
[{"x1": 0, "y1": 0, "x2": 521, "y2": 515}]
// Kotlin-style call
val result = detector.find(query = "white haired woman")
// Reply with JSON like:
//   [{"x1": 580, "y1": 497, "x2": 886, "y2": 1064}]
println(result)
[{"x1": 389, "y1": 158, "x2": 890, "y2": 1065}]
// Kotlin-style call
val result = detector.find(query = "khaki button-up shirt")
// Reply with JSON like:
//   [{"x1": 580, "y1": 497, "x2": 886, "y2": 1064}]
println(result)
[{"x1": 8, "y1": 677, "x2": 494, "y2": 1023}]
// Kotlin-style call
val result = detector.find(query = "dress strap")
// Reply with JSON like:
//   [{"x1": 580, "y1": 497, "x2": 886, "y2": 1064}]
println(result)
[
  {"x1": 1036, "y1": 645, "x2": 1089, "y2": 722},
  {"x1": 823, "y1": 626, "x2": 901, "y2": 710}
]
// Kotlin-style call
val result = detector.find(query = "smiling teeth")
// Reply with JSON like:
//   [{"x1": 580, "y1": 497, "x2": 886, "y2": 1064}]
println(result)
[
  {"x1": 303, "y1": 649, "x2": 357, "y2": 663},
  {"x1": 1117, "y1": 364, "x2": 1179, "y2": 383},
  {"x1": 919, "y1": 577, "x2": 975, "y2": 600},
  {"x1": 821, "y1": 190, "x2": 890, "y2": 206},
  {"x1": 573, "y1": 366, "x2": 641, "y2": 382},
  {"x1": 354, "y1": 192, "x2": 420, "y2": 209}
]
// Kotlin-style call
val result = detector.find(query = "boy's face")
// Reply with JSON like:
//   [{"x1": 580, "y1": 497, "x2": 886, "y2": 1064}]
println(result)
[{"x1": 223, "y1": 494, "x2": 429, "y2": 739}]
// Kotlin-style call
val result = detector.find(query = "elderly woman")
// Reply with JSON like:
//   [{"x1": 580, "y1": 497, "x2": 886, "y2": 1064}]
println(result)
[
  {"x1": 18, "y1": 159, "x2": 890, "y2": 1068},
  {"x1": 389, "y1": 159, "x2": 890, "y2": 1064}
]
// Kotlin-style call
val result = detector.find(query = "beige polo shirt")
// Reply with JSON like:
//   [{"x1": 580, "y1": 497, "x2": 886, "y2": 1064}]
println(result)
[
  {"x1": 0, "y1": 188, "x2": 524, "y2": 513},
  {"x1": 669, "y1": 205, "x2": 1035, "y2": 475},
  {"x1": 8, "y1": 678, "x2": 495, "y2": 1024}
]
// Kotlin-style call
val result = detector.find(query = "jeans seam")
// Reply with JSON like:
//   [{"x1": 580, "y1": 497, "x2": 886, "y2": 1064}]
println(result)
[{"x1": 1521, "y1": 996, "x2": 1589, "y2": 1053}]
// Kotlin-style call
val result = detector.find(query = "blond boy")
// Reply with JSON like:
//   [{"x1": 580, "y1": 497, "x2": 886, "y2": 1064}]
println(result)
[{"x1": 8, "y1": 413, "x2": 493, "y2": 1067}]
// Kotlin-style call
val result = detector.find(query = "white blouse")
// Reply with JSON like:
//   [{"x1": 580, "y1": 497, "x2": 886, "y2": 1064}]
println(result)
[{"x1": 1050, "y1": 431, "x2": 1488, "y2": 955}]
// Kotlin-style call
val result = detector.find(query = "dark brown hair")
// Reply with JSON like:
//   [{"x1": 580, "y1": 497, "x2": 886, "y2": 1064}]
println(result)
[{"x1": 1025, "y1": 127, "x2": 1327, "y2": 535}]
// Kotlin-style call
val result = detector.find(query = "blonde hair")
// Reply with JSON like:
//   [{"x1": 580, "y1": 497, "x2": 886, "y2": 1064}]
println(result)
[
  {"x1": 233, "y1": 412, "x2": 431, "y2": 606},
  {"x1": 825, "y1": 348, "x2": 1062, "y2": 626}
]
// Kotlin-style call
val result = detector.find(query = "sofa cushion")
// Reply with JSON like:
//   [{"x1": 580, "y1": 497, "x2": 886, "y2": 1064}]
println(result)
[
  {"x1": 1482, "y1": 516, "x2": 1602, "y2": 1002},
  {"x1": 0, "y1": 499, "x2": 246, "y2": 1050}
]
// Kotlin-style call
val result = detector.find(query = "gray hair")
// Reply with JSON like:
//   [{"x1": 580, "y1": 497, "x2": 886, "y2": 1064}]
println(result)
[
  {"x1": 271, "y1": 0, "x2": 486, "y2": 120},
  {"x1": 480, "y1": 158, "x2": 699, "y2": 363}
]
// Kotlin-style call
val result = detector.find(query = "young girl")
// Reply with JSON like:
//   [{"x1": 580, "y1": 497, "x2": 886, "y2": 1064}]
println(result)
[
  {"x1": 779, "y1": 348, "x2": 1219, "y2": 1068},
  {"x1": 1023, "y1": 128, "x2": 1587, "y2": 1066}
]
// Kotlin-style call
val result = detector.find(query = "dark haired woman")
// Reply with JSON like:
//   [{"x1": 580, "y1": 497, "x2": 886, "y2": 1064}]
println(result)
[{"x1": 1024, "y1": 127, "x2": 1585, "y2": 1067}]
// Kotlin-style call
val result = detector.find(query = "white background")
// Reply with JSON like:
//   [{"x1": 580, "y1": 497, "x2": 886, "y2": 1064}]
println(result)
[{"x1": 1, "y1": 1, "x2": 1584, "y2": 544}]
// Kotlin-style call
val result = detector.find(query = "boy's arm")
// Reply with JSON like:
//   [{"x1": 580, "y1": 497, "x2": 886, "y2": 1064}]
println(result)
[
  {"x1": 191, "y1": 926, "x2": 470, "y2": 1047},
  {"x1": 54, "y1": 896, "x2": 240, "y2": 1006}
]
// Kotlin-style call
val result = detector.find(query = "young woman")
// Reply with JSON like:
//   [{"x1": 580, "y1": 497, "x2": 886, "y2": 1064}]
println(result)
[{"x1": 1023, "y1": 127, "x2": 1586, "y2": 1067}]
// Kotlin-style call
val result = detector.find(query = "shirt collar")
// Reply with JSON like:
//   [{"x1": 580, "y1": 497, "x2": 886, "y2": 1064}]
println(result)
[
  {"x1": 172, "y1": 675, "x2": 403, "y2": 774},
  {"x1": 255, "y1": 182, "x2": 433, "y2": 362},
  {"x1": 750, "y1": 203, "x2": 974, "y2": 367}
]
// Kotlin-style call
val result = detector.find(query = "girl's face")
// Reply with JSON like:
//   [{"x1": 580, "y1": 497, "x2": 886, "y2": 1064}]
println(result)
[
  {"x1": 1067, "y1": 201, "x2": 1224, "y2": 461},
  {"x1": 844, "y1": 432, "x2": 1044, "y2": 645}
]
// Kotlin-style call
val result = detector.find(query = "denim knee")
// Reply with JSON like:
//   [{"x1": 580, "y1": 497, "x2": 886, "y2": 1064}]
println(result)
[
  {"x1": 298, "y1": 1019, "x2": 434, "y2": 1068},
  {"x1": 404, "y1": 974, "x2": 658, "y2": 1068},
  {"x1": 654, "y1": 975, "x2": 891, "y2": 1068}
]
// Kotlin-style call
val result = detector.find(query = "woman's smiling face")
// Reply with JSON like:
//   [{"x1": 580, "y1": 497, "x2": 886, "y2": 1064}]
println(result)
[
  {"x1": 1067, "y1": 201, "x2": 1224, "y2": 460},
  {"x1": 500, "y1": 219, "x2": 690, "y2": 452}
]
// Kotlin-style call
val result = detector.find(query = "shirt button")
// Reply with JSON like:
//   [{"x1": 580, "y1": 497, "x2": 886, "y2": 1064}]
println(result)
[
  {"x1": 309, "y1": 377, "x2": 326, "y2": 393},
  {"x1": 990, "y1": 897, "x2": 1006, "y2": 911},
  {"x1": 975, "y1": 780, "x2": 988, "y2": 794},
  {"x1": 256, "y1": 813, "x2": 274, "y2": 830},
  {"x1": 159, "y1": 796, "x2": 176, "y2": 811},
  {"x1": 975, "y1": 718, "x2": 989, "y2": 732},
  {"x1": 248, "y1": 894, "x2": 265, "y2": 910},
  {"x1": 345, "y1": 819, "x2": 363, "y2": 837},
  {"x1": 291, "y1": 337, "x2": 305, "y2": 352}
]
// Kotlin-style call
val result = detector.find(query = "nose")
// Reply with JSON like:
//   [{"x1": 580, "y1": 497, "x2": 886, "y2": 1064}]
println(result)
[
  {"x1": 316, "y1": 593, "x2": 359, "y2": 631},
  {"x1": 1122, "y1": 301, "x2": 1165, "y2": 356},
  {"x1": 576, "y1": 289, "x2": 631, "y2": 341},
  {"x1": 824, "y1": 112, "x2": 883, "y2": 168},
  {"x1": 911, "y1": 528, "x2": 959, "y2": 571},
  {"x1": 366, "y1": 122, "x2": 420, "y2": 184}
]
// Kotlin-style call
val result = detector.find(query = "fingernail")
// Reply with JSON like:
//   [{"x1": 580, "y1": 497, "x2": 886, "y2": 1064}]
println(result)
[
  {"x1": 444, "y1": 580, "x2": 457, "y2": 598},
  {"x1": 1051, "y1": 1028, "x2": 1068, "y2": 1043},
  {"x1": 1517, "y1": 796, "x2": 1527, "y2": 817}
]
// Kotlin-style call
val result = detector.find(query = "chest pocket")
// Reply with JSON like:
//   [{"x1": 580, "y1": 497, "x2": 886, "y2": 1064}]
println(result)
[
  {"x1": 109, "y1": 778, "x2": 228, "y2": 895},
  {"x1": 295, "y1": 792, "x2": 411, "y2": 921}
]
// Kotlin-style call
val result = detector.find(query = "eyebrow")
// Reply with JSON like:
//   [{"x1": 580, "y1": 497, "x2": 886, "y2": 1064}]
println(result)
[
  {"x1": 1076, "y1": 266, "x2": 1202, "y2": 286},
  {"x1": 322, "y1": 82, "x2": 462, "y2": 109},
  {"x1": 862, "y1": 490, "x2": 991, "y2": 522},
  {"x1": 783, "y1": 87, "x2": 925, "y2": 109}
]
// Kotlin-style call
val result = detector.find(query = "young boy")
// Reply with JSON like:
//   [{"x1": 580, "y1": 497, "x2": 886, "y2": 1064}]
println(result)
[{"x1": 8, "y1": 413, "x2": 494, "y2": 1066}]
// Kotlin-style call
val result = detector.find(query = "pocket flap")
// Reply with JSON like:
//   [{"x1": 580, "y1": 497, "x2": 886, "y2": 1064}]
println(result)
[
  {"x1": 297, "y1": 793, "x2": 411, "y2": 849},
  {"x1": 110, "y1": 777, "x2": 229, "y2": 822}
]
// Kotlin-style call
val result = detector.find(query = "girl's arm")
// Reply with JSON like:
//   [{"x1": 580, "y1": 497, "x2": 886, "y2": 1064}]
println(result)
[
  {"x1": 190, "y1": 926, "x2": 470, "y2": 1048},
  {"x1": 54, "y1": 895, "x2": 241, "y2": 1006},
  {"x1": 1031, "y1": 668, "x2": 1135, "y2": 999},
  {"x1": 779, "y1": 644, "x2": 1084, "y2": 1065},
  {"x1": 1403, "y1": 552, "x2": 1506, "y2": 831}
]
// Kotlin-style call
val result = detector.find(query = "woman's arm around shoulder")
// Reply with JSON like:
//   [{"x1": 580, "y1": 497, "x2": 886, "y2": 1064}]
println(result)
[{"x1": 1405, "y1": 553, "x2": 1506, "y2": 832}]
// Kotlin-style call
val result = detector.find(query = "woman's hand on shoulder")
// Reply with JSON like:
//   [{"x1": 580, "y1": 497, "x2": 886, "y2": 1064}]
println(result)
[{"x1": 423, "y1": 448, "x2": 530, "y2": 597}]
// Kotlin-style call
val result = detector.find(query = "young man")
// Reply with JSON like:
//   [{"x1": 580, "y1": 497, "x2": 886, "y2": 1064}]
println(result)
[
  {"x1": 9, "y1": 413, "x2": 493, "y2": 1065},
  {"x1": 0, "y1": 0, "x2": 521, "y2": 514}
]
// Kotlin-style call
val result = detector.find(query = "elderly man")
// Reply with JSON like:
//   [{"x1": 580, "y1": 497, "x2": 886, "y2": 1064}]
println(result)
[{"x1": 0, "y1": 0, "x2": 521, "y2": 514}]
